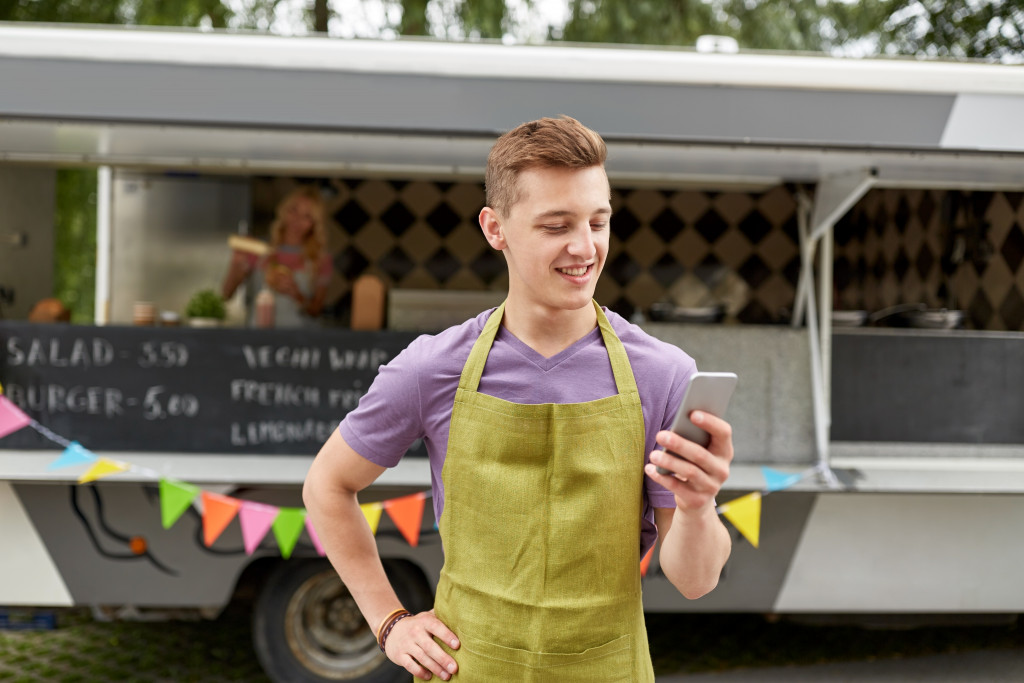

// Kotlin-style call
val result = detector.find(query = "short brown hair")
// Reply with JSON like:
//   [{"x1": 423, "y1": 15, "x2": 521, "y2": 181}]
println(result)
[{"x1": 485, "y1": 116, "x2": 607, "y2": 217}]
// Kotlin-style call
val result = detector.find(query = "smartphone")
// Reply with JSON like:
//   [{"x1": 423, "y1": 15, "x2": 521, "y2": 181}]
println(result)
[{"x1": 655, "y1": 371, "x2": 738, "y2": 475}]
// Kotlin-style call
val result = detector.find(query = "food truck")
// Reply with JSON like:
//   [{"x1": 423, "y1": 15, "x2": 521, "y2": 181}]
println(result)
[{"x1": 1, "y1": 22, "x2": 1023, "y2": 682}]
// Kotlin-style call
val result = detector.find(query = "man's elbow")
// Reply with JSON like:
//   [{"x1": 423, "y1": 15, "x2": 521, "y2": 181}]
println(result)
[
  {"x1": 664, "y1": 551, "x2": 728, "y2": 600},
  {"x1": 680, "y1": 576, "x2": 720, "y2": 601},
  {"x1": 659, "y1": 562, "x2": 721, "y2": 600},
  {"x1": 302, "y1": 470, "x2": 321, "y2": 512}
]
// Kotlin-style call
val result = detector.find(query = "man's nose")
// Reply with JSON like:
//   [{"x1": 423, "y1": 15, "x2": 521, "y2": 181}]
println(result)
[{"x1": 567, "y1": 226, "x2": 596, "y2": 258}]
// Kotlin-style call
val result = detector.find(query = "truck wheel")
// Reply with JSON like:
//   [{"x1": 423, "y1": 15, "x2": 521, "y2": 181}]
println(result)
[{"x1": 253, "y1": 558, "x2": 433, "y2": 682}]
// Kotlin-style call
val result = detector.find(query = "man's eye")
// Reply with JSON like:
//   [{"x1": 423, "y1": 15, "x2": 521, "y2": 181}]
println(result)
[
  {"x1": 542, "y1": 225, "x2": 567, "y2": 232},
  {"x1": 591, "y1": 222, "x2": 608, "y2": 230}
]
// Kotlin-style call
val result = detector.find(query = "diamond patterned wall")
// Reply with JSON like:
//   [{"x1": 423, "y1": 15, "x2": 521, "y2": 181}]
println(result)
[
  {"x1": 251, "y1": 176, "x2": 804, "y2": 325},
  {"x1": 596, "y1": 186, "x2": 803, "y2": 323},
  {"x1": 834, "y1": 189, "x2": 1024, "y2": 330},
  {"x1": 251, "y1": 177, "x2": 1024, "y2": 331}
]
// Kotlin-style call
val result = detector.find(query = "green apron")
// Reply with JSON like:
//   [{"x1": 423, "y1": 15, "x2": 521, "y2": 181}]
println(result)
[{"x1": 434, "y1": 301, "x2": 655, "y2": 682}]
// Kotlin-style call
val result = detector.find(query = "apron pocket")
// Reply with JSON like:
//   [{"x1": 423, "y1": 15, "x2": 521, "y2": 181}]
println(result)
[{"x1": 457, "y1": 633, "x2": 633, "y2": 681}]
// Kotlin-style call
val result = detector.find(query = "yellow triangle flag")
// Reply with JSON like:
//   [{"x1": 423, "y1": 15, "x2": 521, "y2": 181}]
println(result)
[
  {"x1": 720, "y1": 491, "x2": 762, "y2": 548},
  {"x1": 360, "y1": 502, "x2": 383, "y2": 534},
  {"x1": 78, "y1": 458, "x2": 129, "y2": 484}
]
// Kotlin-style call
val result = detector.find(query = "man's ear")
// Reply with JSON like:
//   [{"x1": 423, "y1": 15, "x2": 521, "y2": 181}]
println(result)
[{"x1": 479, "y1": 207, "x2": 506, "y2": 250}]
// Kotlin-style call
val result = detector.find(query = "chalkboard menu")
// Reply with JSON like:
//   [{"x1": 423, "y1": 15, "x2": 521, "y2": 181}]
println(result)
[{"x1": 0, "y1": 322, "x2": 418, "y2": 454}]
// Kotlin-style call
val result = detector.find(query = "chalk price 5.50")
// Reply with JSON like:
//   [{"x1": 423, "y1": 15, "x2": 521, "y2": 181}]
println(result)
[{"x1": 142, "y1": 385, "x2": 199, "y2": 420}]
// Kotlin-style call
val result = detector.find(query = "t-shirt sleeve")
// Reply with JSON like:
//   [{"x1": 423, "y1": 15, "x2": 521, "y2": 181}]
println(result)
[
  {"x1": 338, "y1": 342, "x2": 425, "y2": 468},
  {"x1": 645, "y1": 356, "x2": 697, "y2": 509}
]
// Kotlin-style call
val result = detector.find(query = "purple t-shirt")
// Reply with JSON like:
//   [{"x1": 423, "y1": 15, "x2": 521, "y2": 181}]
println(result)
[{"x1": 340, "y1": 307, "x2": 696, "y2": 555}]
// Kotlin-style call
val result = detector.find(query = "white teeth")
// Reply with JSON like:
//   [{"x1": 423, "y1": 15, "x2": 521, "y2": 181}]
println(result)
[{"x1": 558, "y1": 266, "x2": 588, "y2": 276}]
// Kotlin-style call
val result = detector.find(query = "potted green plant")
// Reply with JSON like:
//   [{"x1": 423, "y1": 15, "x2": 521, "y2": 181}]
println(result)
[{"x1": 184, "y1": 289, "x2": 226, "y2": 327}]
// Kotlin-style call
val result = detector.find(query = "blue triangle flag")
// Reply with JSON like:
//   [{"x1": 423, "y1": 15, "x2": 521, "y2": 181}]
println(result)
[
  {"x1": 48, "y1": 441, "x2": 98, "y2": 470},
  {"x1": 761, "y1": 466, "x2": 803, "y2": 492}
]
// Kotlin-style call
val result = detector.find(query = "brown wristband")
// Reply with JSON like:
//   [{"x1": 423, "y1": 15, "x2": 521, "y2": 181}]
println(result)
[
  {"x1": 375, "y1": 608, "x2": 408, "y2": 642},
  {"x1": 378, "y1": 610, "x2": 412, "y2": 654}
]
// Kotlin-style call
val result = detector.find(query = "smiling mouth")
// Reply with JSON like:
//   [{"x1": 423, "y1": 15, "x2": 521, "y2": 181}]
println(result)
[{"x1": 556, "y1": 265, "x2": 591, "y2": 277}]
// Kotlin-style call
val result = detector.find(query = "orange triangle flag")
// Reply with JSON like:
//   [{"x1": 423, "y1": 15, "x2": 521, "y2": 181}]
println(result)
[
  {"x1": 384, "y1": 492, "x2": 426, "y2": 547},
  {"x1": 201, "y1": 491, "x2": 242, "y2": 547},
  {"x1": 640, "y1": 546, "x2": 654, "y2": 577},
  {"x1": 78, "y1": 458, "x2": 129, "y2": 483},
  {"x1": 720, "y1": 491, "x2": 762, "y2": 548}
]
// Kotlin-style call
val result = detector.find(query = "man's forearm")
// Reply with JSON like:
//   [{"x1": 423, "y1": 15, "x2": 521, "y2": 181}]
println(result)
[
  {"x1": 303, "y1": 482, "x2": 404, "y2": 632},
  {"x1": 658, "y1": 504, "x2": 731, "y2": 600}
]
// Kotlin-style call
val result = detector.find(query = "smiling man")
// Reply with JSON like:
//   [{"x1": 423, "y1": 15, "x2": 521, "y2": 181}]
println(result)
[{"x1": 304, "y1": 116, "x2": 733, "y2": 681}]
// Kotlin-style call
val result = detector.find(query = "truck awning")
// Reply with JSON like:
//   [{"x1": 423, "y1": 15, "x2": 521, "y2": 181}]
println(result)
[{"x1": 2, "y1": 23, "x2": 1024, "y2": 186}]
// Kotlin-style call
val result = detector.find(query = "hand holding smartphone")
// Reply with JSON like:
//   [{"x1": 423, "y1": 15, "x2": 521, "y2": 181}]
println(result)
[{"x1": 655, "y1": 371, "x2": 738, "y2": 475}]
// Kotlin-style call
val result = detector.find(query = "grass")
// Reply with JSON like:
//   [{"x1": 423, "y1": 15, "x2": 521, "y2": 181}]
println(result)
[
  {"x1": 0, "y1": 606, "x2": 1020, "y2": 680},
  {"x1": 0, "y1": 605, "x2": 268, "y2": 683}
]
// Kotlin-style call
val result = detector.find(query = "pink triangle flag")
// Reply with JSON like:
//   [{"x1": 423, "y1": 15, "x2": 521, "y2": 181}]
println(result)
[
  {"x1": 305, "y1": 517, "x2": 326, "y2": 556},
  {"x1": 238, "y1": 501, "x2": 279, "y2": 555},
  {"x1": 0, "y1": 396, "x2": 31, "y2": 439}
]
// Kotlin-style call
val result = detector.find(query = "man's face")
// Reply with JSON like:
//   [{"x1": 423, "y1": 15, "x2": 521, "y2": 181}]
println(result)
[{"x1": 493, "y1": 165, "x2": 611, "y2": 315}]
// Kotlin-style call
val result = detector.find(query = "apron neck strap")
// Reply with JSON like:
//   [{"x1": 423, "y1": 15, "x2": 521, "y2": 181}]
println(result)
[
  {"x1": 595, "y1": 302, "x2": 640, "y2": 397},
  {"x1": 458, "y1": 301, "x2": 640, "y2": 397},
  {"x1": 458, "y1": 301, "x2": 506, "y2": 392}
]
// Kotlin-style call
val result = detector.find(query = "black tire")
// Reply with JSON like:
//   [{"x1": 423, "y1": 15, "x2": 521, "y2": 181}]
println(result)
[{"x1": 253, "y1": 558, "x2": 433, "y2": 682}]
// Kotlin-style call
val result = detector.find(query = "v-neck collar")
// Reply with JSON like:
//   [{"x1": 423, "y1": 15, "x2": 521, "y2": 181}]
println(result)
[{"x1": 494, "y1": 323, "x2": 604, "y2": 372}]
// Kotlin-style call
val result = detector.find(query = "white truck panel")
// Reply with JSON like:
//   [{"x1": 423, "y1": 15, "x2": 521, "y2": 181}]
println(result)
[{"x1": 0, "y1": 481, "x2": 73, "y2": 605}]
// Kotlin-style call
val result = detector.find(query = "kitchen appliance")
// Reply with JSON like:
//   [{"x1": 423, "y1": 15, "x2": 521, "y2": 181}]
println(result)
[
  {"x1": 869, "y1": 303, "x2": 964, "y2": 330},
  {"x1": 831, "y1": 310, "x2": 869, "y2": 327}
]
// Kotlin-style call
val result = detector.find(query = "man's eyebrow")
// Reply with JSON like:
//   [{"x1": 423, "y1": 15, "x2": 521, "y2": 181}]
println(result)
[{"x1": 533, "y1": 207, "x2": 612, "y2": 221}]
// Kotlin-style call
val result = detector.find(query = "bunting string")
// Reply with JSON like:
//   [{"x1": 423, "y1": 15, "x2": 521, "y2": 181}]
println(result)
[
  {"x1": 26, "y1": 419, "x2": 73, "y2": 449},
  {"x1": 0, "y1": 393, "x2": 817, "y2": 568},
  {"x1": 0, "y1": 394, "x2": 431, "y2": 561}
]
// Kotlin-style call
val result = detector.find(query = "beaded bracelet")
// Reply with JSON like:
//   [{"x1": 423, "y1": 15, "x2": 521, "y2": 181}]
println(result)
[{"x1": 378, "y1": 610, "x2": 413, "y2": 654}]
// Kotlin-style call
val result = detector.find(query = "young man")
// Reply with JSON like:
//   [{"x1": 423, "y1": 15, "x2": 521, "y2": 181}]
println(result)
[{"x1": 304, "y1": 116, "x2": 733, "y2": 681}]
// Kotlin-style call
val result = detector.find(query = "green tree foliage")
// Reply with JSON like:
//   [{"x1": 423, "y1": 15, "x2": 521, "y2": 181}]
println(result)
[
  {"x1": 872, "y1": 0, "x2": 1024, "y2": 60},
  {"x1": 400, "y1": 0, "x2": 431, "y2": 35},
  {"x1": 0, "y1": 0, "x2": 121, "y2": 23},
  {"x1": 561, "y1": 0, "x2": 717, "y2": 46},
  {"x1": 4, "y1": 0, "x2": 1019, "y2": 57},
  {"x1": 559, "y1": 0, "x2": 1023, "y2": 60},
  {"x1": 456, "y1": 0, "x2": 512, "y2": 39},
  {"x1": 395, "y1": 0, "x2": 511, "y2": 40},
  {"x1": 719, "y1": 0, "x2": 851, "y2": 53},
  {"x1": 0, "y1": 0, "x2": 232, "y2": 26},
  {"x1": 53, "y1": 170, "x2": 97, "y2": 324}
]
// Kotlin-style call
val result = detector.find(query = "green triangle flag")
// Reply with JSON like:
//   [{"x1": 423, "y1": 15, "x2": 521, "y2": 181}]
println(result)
[
  {"x1": 272, "y1": 508, "x2": 307, "y2": 560},
  {"x1": 159, "y1": 478, "x2": 200, "y2": 530}
]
